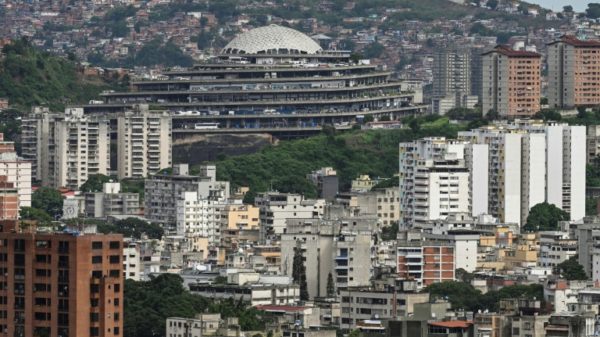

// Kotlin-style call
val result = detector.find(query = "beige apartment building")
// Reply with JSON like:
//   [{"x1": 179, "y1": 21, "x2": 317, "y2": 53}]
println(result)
[
  {"x1": 117, "y1": 104, "x2": 172, "y2": 179},
  {"x1": 548, "y1": 35, "x2": 600, "y2": 109},
  {"x1": 482, "y1": 46, "x2": 541, "y2": 117}
]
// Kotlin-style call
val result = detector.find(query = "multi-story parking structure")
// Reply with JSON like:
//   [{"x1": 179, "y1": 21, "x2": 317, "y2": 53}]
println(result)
[{"x1": 85, "y1": 25, "x2": 425, "y2": 136}]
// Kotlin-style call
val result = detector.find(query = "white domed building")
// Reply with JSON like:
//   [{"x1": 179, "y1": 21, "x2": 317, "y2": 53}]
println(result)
[{"x1": 93, "y1": 25, "x2": 425, "y2": 135}]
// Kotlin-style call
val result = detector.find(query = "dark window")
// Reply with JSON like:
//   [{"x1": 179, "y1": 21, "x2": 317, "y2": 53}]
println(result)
[
  {"x1": 58, "y1": 313, "x2": 69, "y2": 326},
  {"x1": 13, "y1": 239, "x2": 25, "y2": 252},
  {"x1": 59, "y1": 256, "x2": 69, "y2": 268},
  {"x1": 92, "y1": 271, "x2": 102, "y2": 279},
  {"x1": 114, "y1": 284, "x2": 121, "y2": 292},
  {"x1": 90, "y1": 284, "x2": 99, "y2": 294},
  {"x1": 114, "y1": 327, "x2": 120, "y2": 335},
  {"x1": 109, "y1": 241, "x2": 120, "y2": 249},
  {"x1": 92, "y1": 241, "x2": 103, "y2": 250},
  {"x1": 90, "y1": 312, "x2": 99, "y2": 322},
  {"x1": 109, "y1": 270, "x2": 120, "y2": 277},
  {"x1": 90, "y1": 327, "x2": 99, "y2": 336},
  {"x1": 91, "y1": 298, "x2": 99, "y2": 307},
  {"x1": 91, "y1": 256, "x2": 102, "y2": 264},
  {"x1": 14, "y1": 254, "x2": 25, "y2": 266},
  {"x1": 58, "y1": 241, "x2": 69, "y2": 254},
  {"x1": 109, "y1": 255, "x2": 120, "y2": 264},
  {"x1": 113, "y1": 298, "x2": 120, "y2": 306}
]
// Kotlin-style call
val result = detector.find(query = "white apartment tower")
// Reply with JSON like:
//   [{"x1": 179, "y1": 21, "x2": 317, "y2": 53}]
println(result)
[
  {"x1": 0, "y1": 134, "x2": 32, "y2": 208},
  {"x1": 458, "y1": 121, "x2": 585, "y2": 226},
  {"x1": 22, "y1": 107, "x2": 110, "y2": 189},
  {"x1": 399, "y1": 138, "x2": 472, "y2": 228},
  {"x1": 117, "y1": 104, "x2": 172, "y2": 179}
]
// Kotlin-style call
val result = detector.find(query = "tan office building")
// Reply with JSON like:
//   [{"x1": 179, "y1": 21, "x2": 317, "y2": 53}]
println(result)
[
  {"x1": 548, "y1": 35, "x2": 600, "y2": 109},
  {"x1": 482, "y1": 46, "x2": 541, "y2": 117}
]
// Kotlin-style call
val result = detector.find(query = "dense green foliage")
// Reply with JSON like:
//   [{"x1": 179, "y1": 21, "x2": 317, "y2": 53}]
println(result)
[
  {"x1": 97, "y1": 217, "x2": 164, "y2": 240},
  {"x1": 425, "y1": 281, "x2": 544, "y2": 312},
  {"x1": 32, "y1": 187, "x2": 63, "y2": 219},
  {"x1": 125, "y1": 274, "x2": 265, "y2": 337},
  {"x1": 381, "y1": 221, "x2": 399, "y2": 240},
  {"x1": 588, "y1": 156, "x2": 600, "y2": 188},
  {"x1": 523, "y1": 202, "x2": 570, "y2": 232},
  {"x1": 0, "y1": 39, "x2": 113, "y2": 110},
  {"x1": 587, "y1": 198, "x2": 598, "y2": 216},
  {"x1": 89, "y1": 38, "x2": 194, "y2": 68},
  {"x1": 215, "y1": 117, "x2": 467, "y2": 200},
  {"x1": 0, "y1": 109, "x2": 22, "y2": 147},
  {"x1": 293, "y1": 246, "x2": 309, "y2": 301},
  {"x1": 80, "y1": 174, "x2": 114, "y2": 193},
  {"x1": 19, "y1": 207, "x2": 52, "y2": 224},
  {"x1": 554, "y1": 256, "x2": 588, "y2": 280},
  {"x1": 327, "y1": 272, "x2": 335, "y2": 297}
]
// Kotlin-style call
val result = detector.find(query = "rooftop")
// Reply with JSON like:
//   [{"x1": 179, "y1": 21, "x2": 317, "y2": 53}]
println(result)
[{"x1": 221, "y1": 25, "x2": 323, "y2": 55}]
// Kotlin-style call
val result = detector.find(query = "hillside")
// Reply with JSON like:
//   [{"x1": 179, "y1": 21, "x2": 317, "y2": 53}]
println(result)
[
  {"x1": 0, "y1": 38, "x2": 123, "y2": 111},
  {"x1": 213, "y1": 117, "x2": 470, "y2": 200}
]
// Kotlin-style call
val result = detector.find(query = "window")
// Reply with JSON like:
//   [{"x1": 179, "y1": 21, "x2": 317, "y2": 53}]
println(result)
[
  {"x1": 92, "y1": 241, "x2": 103, "y2": 250},
  {"x1": 114, "y1": 284, "x2": 121, "y2": 292},
  {"x1": 91, "y1": 256, "x2": 102, "y2": 264},
  {"x1": 109, "y1": 255, "x2": 120, "y2": 264},
  {"x1": 110, "y1": 241, "x2": 120, "y2": 249},
  {"x1": 90, "y1": 327, "x2": 99, "y2": 337},
  {"x1": 90, "y1": 313, "x2": 99, "y2": 322}
]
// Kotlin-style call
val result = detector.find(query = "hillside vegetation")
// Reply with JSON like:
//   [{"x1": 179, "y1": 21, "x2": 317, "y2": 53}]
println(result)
[
  {"x1": 213, "y1": 117, "x2": 469, "y2": 200},
  {"x1": 0, "y1": 38, "x2": 121, "y2": 111}
]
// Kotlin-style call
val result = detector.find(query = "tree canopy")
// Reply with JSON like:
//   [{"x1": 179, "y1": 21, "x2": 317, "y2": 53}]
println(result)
[
  {"x1": 125, "y1": 274, "x2": 265, "y2": 337},
  {"x1": 97, "y1": 217, "x2": 164, "y2": 240},
  {"x1": 425, "y1": 281, "x2": 543, "y2": 312},
  {"x1": 523, "y1": 202, "x2": 569, "y2": 232},
  {"x1": 32, "y1": 187, "x2": 63, "y2": 219},
  {"x1": 80, "y1": 174, "x2": 114, "y2": 193},
  {"x1": 554, "y1": 256, "x2": 588, "y2": 280}
]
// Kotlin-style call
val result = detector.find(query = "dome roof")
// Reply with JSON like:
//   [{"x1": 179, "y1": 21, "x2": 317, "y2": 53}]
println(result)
[{"x1": 221, "y1": 25, "x2": 323, "y2": 55}]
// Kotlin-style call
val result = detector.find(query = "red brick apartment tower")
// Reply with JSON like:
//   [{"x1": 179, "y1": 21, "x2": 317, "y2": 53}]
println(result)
[
  {"x1": 0, "y1": 223, "x2": 123, "y2": 337},
  {"x1": 0, "y1": 177, "x2": 18, "y2": 220},
  {"x1": 397, "y1": 243, "x2": 455, "y2": 288}
]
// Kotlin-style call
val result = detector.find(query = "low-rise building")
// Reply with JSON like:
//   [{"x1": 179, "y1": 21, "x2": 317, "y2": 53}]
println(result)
[{"x1": 85, "y1": 182, "x2": 140, "y2": 218}]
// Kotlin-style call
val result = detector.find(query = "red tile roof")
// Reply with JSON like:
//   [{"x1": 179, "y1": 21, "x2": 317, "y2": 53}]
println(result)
[
  {"x1": 483, "y1": 45, "x2": 541, "y2": 58},
  {"x1": 429, "y1": 320, "x2": 473, "y2": 329},
  {"x1": 548, "y1": 35, "x2": 600, "y2": 47}
]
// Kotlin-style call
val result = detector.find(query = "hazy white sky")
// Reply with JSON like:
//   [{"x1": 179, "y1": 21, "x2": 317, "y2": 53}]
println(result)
[{"x1": 526, "y1": 0, "x2": 589, "y2": 12}]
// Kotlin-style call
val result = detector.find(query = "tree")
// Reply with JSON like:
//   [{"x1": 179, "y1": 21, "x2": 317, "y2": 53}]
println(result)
[
  {"x1": 554, "y1": 256, "x2": 588, "y2": 280},
  {"x1": 563, "y1": 5, "x2": 573, "y2": 13},
  {"x1": 587, "y1": 3, "x2": 600, "y2": 19},
  {"x1": 362, "y1": 42, "x2": 385, "y2": 59},
  {"x1": 292, "y1": 245, "x2": 309, "y2": 301},
  {"x1": 534, "y1": 109, "x2": 562, "y2": 122},
  {"x1": 326, "y1": 272, "x2": 335, "y2": 297},
  {"x1": 523, "y1": 202, "x2": 569, "y2": 232},
  {"x1": 381, "y1": 221, "x2": 399, "y2": 240},
  {"x1": 97, "y1": 218, "x2": 164, "y2": 239},
  {"x1": 32, "y1": 187, "x2": 63, "y2": 219},
  {"x1": 486, "y1": 0, "x2": 498, "y2": 10},
  {"x1": 80, "y1": 174, "x2": 113, "y2": 193},
  {"x1": 19, "y1": 207, "x2": 52, "y2": 224}
]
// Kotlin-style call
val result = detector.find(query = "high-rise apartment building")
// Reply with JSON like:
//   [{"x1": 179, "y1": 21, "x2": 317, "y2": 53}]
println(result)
[
  {"x1": 0, "y1": 224, "x2": 124, "y2": 337},
  {"x1": 0, "y1": 176, "x2": 18, "y2": 219},
  {"x1": 432, "y1": 49, "x2": 479, "y2": 114},
  {"x1": 117, "y1": 105, "x2": 172, "y2": 179},
  {"x1": 22, "y1": 108, "x2": 110, "y2": 189},
  {"x1": 548, "y1": 35, "x2": 600, "y2": 109},
  {"x1": 281, "y1": 216, "x2": 375, "y2": 298},
  {"x1": 482, "y1": 46, "x2": 541, "y2": 117},
  {"x1": 176, "y1": 192, "x2": 225, "y2": 245},
  {"x1": 145, "y1": 164, "x2": 229, "y2": 225},
  {"x1": 398, "y1": 138, "x2": 472, "y2": 228},
  {"x1": 0, "y1": 133, "x2": 31, "y2": 208},
  {"x1": 458, "y1": 121, "x2": 586, "y2": 226},
  {"x1": 255, "y1": 192, "x2": 325, "y2": 239},
  {"x1": 396, "y1": 231, "x2": 455, "y2": 289}
]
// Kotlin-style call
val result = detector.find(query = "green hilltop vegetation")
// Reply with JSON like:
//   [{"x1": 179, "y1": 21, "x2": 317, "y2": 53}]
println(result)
[
  {"x1": 0, "y1": 38, "x2": 124, "y2": 111},
  {"x1": 213, "y1": 116, "x2": 471, "y2": 201}
]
